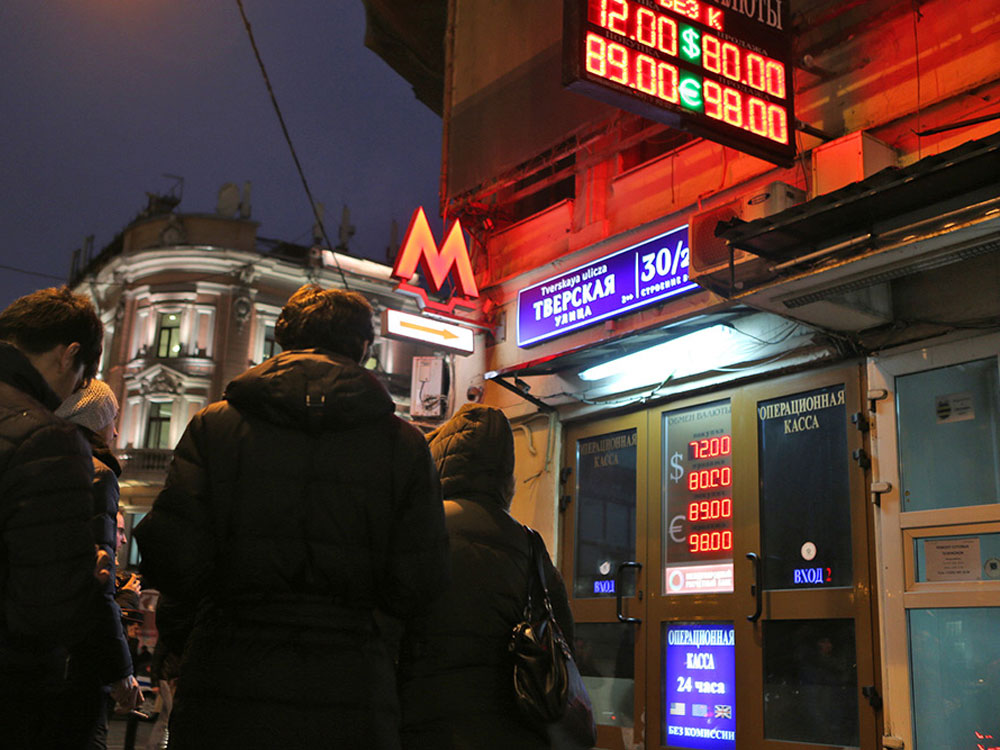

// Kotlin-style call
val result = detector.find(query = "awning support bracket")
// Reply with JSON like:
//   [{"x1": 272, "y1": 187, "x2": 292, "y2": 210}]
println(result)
[{"x1": 487, "y1": 374, "x2": 556, "y2": 413}]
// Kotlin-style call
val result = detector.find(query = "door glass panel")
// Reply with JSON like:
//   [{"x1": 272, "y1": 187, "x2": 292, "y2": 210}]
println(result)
[
  {"x1": 762, "y1": 619, "x2": 859, "y2": 746},
  {"x1": 758, "y1": 384, "x2": 852, "y2": 589},
  {"x1": 913, "y1": 532, "x2": 1000, "y2": 582},
  {"x1": 574, "y1": 622, "x2": 635, "y2": 728},
  {"x1": 908, "y1": 607, "x2": 1000, "y2": 749},
  {"x1": 575, "y1": 429, "x2": 638, "y2": 598},
  {"x1": 662, "y1": 622, "x2": 736, "y2": 749},
  {"x1": 896, "y1": 357, "x2": 1000, "y2": 511},
  {"x1": 662, "y1": 401, "x2": 734, "y2": 595}
]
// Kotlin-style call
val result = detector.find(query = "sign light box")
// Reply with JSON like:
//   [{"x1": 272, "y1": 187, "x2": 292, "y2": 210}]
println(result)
[
  {"x1": 663, "y1": 400, "x2": 734, "y2": 595},
  {"x1": 664, "y1": 622, "x2": 736, "y2": 750},
  {"x1": 564, "y1": 0, "x2": 795, "y2": 166},
  {"x1": 517, "y1": 224, "x2": 697, "y2": 347},
  {"x1": 382, "y1": 309, "x2": 475, "y2": 355}
]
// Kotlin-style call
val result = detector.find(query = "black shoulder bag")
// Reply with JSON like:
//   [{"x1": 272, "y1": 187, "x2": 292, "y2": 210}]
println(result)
[{"x1": 509, "y1": 527, "x2": 596, "y2": 749}]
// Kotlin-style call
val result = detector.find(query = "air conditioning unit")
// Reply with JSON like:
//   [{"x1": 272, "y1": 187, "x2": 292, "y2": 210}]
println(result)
[{"x1": 689, "y1": 182, "x2": 805, "y2": 295}]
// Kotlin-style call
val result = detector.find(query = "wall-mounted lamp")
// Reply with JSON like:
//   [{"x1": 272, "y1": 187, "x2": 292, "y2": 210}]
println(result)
[{"x1": 578, "y1": 324, "x2": 754, "y2": 386}]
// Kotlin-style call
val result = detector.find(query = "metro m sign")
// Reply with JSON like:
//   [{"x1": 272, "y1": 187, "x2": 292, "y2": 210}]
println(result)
[{"x1": 392, "y1": 207, "x2": 479, "y2": 315}]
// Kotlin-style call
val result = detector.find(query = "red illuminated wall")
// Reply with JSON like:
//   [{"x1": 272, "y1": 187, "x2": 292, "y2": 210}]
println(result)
[{"x1": 443, "y1": 0, "x2": 1000, "y2": 302}]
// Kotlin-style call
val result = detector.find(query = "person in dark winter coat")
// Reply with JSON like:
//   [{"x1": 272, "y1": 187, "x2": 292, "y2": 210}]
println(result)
[
  {"x1": 134, "y1": 285, "x2": 450, "y2": 750},
  {"x1": 54, "y1": 379, "x2": 143, "y2": 746},
  {"x1": 0, "y1": 287, "x2": 105, "y2": 746},
  {"x1": 399, "y1": 404, "x2": 576, "y2": 750}
]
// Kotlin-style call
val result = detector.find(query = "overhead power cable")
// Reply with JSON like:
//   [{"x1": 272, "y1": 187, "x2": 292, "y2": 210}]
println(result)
[
  {"x1": 0, "y1": 262, "x2": 67, "y2": 282},
  {"x1": 234, "y1": 0, "x2": 350, "y2": 290}
]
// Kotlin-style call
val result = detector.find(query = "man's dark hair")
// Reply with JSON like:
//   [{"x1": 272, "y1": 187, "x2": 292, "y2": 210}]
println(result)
[
  {"x1": 0, "y1": 287, "x2": 103, "y2": 382},
  {"x1": 275, "y1": 285, "x2": 374, "y2": 363}
]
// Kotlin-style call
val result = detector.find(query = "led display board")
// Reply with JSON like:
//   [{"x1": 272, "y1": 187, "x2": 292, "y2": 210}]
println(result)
[
  {"x1": 517, "y1": 224, "x2": 696, "y2": 347},
  {"x1": 663, "y1": 622, "x2": 736, "y2": 750},
  {"x1": 663, "y1": 401, "x2": 734, "y2": 594},
  {"x1": 564, "y1": 0, "x2": 795, "y2": 166}
]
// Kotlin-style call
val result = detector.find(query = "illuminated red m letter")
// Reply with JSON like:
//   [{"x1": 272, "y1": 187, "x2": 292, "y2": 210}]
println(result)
[{"x1": 392, "y1": 207, "x2": 479, "y2": 299}]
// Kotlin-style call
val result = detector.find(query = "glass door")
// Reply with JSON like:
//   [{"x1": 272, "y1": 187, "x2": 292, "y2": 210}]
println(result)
[
  {"x1": 731, "y1": 366, "x2": 880, "y2": 750},
  {"x1": 561, "y1": 364, "x2": 881, "y2": 750},
  {"x1": 562, "y1": 412, "x2": 649, "y2": 750},
  {"x1": 869, "y1": 334, "x2": 1000, "y2": 750}
]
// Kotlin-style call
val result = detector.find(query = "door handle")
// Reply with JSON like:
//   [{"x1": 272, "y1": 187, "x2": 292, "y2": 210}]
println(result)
[
  {"x1": 746, "y1": 552, "x2": 762, "y2": 622},
  {"x1": 616, "y1": 561, "x2": 642, "y2": 624}
]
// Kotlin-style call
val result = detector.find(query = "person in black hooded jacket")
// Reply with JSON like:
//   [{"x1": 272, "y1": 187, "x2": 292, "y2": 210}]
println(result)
[
  {"x1": 0, "y1": 287, "x2": 105, "y2": 747},
  {"x1": 133, "y1": 285, "x2": 450, "y2": 750},
  {"x1": 398, "y1": 403, "x2": 576, "y2": 750}
]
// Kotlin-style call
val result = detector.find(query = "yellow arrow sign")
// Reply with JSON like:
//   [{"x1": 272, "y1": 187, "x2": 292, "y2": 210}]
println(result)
[{"x1": 400, "y1": 319, "x2": 459, "y2": 340}]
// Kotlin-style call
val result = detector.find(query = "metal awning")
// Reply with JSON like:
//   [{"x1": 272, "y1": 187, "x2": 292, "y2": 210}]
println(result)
[{"x1": 717, "y1": 130, "x2": 1000, "y2": 263}]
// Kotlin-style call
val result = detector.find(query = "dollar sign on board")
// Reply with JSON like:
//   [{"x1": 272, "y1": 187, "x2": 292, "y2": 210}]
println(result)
[
  {"x1": 669, "y1": 451, "x2": 684, "y2": 483},
  {"x1": 681, "y1": 27, "x2": 700, "y2": 59}
]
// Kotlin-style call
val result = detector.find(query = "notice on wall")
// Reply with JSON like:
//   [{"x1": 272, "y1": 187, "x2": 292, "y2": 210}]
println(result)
[
  {"x1": 663, "y1": 623, "x2": 736, "y2": 750},
  {"x1": 924, "y1": 537, "x2": 981, "y2": 581}
]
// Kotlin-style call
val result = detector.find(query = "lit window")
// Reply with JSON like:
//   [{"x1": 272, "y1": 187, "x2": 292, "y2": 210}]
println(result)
[
  {"x1": 144, "y1": 402, "x2": 172, "y2": 449},
  {"x1": 156, "y1": 313, "x2": 182, "y2": 358},
  {"x1": 263, "y1": 323, "x2": 282, "y2": 360}
]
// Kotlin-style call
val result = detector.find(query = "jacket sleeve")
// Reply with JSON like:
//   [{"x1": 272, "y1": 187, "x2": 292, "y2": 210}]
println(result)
[
  {"x1": 1, "y1": 420, "x2": 96, "y2": 646},
  {"x1": 133, "y1": 410, "x2": 215, "y2": 602},
  {"x1": 87, "y1": 463, "x2": 133, "y2": 684},
  {"x1": 377, "y1": 420, "x2": 450, "y2": 618}
]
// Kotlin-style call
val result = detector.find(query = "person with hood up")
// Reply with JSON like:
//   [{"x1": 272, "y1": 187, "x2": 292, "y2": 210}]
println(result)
[
  {"x1": 54, "y1": 378, "x2": 143, "y2": 746},
  {"x1": 133, "y1": 284, "x2": 450, "y2": 749},
  {"x1": 398, "y1": 403, "x2": 576, "y2": 750}
]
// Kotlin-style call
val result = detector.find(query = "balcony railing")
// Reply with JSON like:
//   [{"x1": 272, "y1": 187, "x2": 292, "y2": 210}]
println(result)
[{"x1": 118, "y1": 448, "x2": 174, "y2": 483}]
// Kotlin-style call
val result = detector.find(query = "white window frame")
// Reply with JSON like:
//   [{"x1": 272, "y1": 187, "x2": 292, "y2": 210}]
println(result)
[
  {"x1": 868, "y1": 332, "x2": 1000, "y2": 749},
  {"x1": 251, "y1": 303, "x2": 283, "y2": 365}
]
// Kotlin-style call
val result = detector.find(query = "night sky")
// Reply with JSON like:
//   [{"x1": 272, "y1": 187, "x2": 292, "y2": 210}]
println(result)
[{"x1": 0, "y1": 1, "x2": 443, "y2": 309}]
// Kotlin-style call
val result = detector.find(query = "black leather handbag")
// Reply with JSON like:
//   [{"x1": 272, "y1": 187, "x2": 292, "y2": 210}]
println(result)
[{"x1": 510, "y1": 527, "x2": 596, "y2": 749}]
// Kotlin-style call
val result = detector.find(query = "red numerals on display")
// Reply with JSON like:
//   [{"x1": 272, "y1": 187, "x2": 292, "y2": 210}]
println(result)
[
  {"x1": 688, "y1": 497, "x2": 732, "y2": 522},
  {"x1": 703, "y1": 81, "x2": 789, "y2": 144},
  {"x1": 701, "y1": 34, "x2": 786, "y2": 98},
  {"x1": 687, "y1": 466, "x2": 732, "y2": 491},
  {"x1": 586, "y1": 33, "x2": 680, "y2": 104},
  {"x1": 689, "y1": 530, "x2": 733, "y2": 553},
  {"x1": 585, "y1": 0, "x2": 791, "y2": 147},
  {"x1": 689, "y1": 435, "x2": 731, "y2": 459},
  {"x1": 592, "y1": 0, "x2": 723, "y2": 31}
]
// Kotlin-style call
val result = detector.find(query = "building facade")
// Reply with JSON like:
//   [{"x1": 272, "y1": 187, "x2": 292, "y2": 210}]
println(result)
[
  {"x1": 71, "y1": 193, "x2": 449, "y2": 562},
  {"x1": 367, "y1": 1, "x2": 1000, "y2": 748}
]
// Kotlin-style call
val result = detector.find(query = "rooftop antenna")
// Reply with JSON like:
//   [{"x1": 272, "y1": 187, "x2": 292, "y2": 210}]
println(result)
[
  {"x1": 240, "y1": 181, "x2": 252, "y2": 219},
  {"x1": 385, "y1": 218, "x2": 399, "y2": 264},
  {"x1": 312, "y1": 202, "x2": 325, "y2": 246},
  {"x1": 216, "y1": 182, "x2": 240, "y2": 217},
  {"x1": 162, "y1": 173, "x2": 185, "y2": 203},
  {"x1": 336, "y1": 204, "x2": 355, "y2": 254}
]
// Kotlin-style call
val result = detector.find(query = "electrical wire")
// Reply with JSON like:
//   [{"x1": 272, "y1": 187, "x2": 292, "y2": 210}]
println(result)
[
  {"x1": 0, "y1": 263, "x2": 67, "y2": 283},
  {"x1": 234, "y1": 0, "x2": 350, "y2": 290},
  {"x1": 911, "y1": 3, "x2": 923, "y2": 160}
]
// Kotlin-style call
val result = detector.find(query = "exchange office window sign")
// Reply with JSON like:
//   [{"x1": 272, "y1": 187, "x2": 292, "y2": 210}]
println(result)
[
  {"x1": 517, "y1": 224, "x2": 697, "y2": 346},
  {"x1": 663, "y1": 622, "x2": 736, "y2": 750},
  {"x1": 757, "y1": 384, "x2": 853, "y2": 590},
  {"x1": 563, "y1": 0, "x2": 796, "y2": 166}
]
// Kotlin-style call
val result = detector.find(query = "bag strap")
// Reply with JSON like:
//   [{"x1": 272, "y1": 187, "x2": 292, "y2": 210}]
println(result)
[{"x1": 523, "y1": 526, "x2": 556, "y2": 621}]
